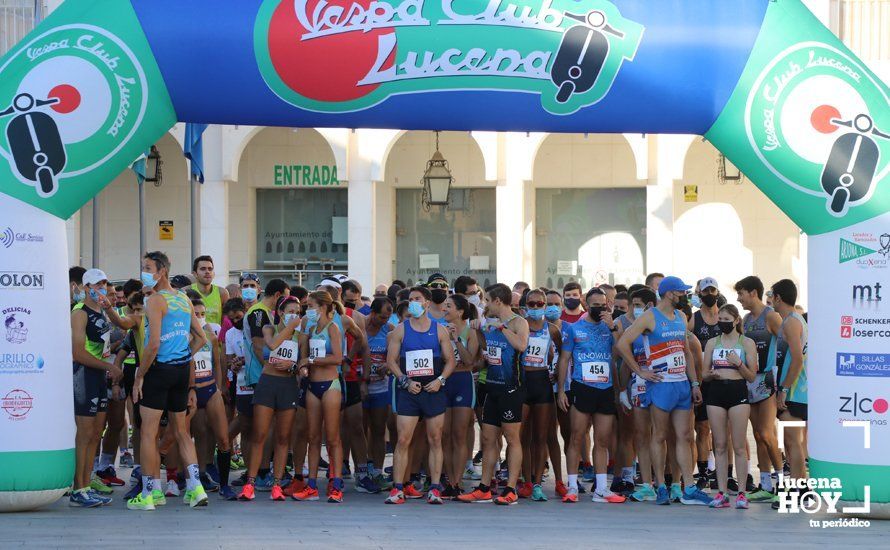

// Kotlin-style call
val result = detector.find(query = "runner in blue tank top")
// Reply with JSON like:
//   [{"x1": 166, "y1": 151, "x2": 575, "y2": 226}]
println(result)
[
  {"x1": 363, "y1": 298, "x2": 395, "y2": 488},
  {"x1": 734, "y1": 275, "x2": 785, "y2": 501},
  {"x1": 385, "y1": 286, "x2": 455, "y2": 505},
  {"x1": 130, "y1": 251, "x2": 209, "y2": 511},
  {"x1": 458, "y1": 284, "x2": 528, "y2": 506},
  {"x1": 618, "y1": 276, "x2": 711, "y2": 507},
  {"x1": 556, "y1": 288, "x2": 624, "y2": 504}
]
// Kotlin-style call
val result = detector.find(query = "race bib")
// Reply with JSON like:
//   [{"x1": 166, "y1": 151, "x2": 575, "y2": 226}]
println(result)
[
  {"x1": 582, "y1": 361, "x2": 609, "y2": 384},
  {"x1": 194, "y1": 349, "x2": 213, "y2": 377},
  {"x1": 270, "y1": 340, "x2": 298, "y2": 368},
  {"x1": 101, "y1": 331, "x2": 112, "y2": 361},
  {"x1": 485, "y1": 345, "x2": 502, "y2": 366},
  {"x1": 369, "y1": 352, "x2": 386, "y2": 382},
  {"x1": 665, "y1": 351, "x2": 686, "y2": 375},
  {"x1": 712, "y1": 348, "x2": 736, "y2": 369},
  {"x1": 524, "y1": 337, "x2": 548, "y2": 366},
  {"x1": 406, "y1": 349, "x2": 434, "y2": 378},
  {"x1": 309, "y1": 339, "x2": 326, "y2": 361}
]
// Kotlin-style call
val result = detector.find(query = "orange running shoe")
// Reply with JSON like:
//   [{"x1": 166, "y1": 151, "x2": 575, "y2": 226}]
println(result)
[
  {"x1": 555, "y1": 480, "x2": 568, "y2": 498},
  {"x1": 404, "y1": 484, "x2": 424, "y2": 499},
  {"x1": 517, "y1": 482, "x2": 533, "y2": 499},
  {"x1": 427, "y1": 488, "x2": 443, "y2": 505},
  {"x1": 328, "y1": 488, "x2": 343, "y2": 503},
  {"x1": 238, "y1": 483, "x2": 255, "y2": 501},
  {"x1": 562, "y1": 489, "x2": 579, "y2": 503},
  {"x1": 457, "y1": 487, "x2": 493, "y2": 503},
  {"x1": 271, "y1": 485, "x2": 285, "y2": 501},
  {"x1": 495, "y1": 489, "x2": 519, "y2": 506},
  {"x1": 384, "y1": 488, "x2": 405, "y2": 505},
  {"x1": 283, "y1": 479, "x2": 307, "y2": 498},
  {"x1": 293, "y1": 485, "x2": 319, "y2": 501}
]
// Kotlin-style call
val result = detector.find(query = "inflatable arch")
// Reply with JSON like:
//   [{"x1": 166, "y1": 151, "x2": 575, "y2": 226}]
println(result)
[{"x1": 0, "y1": 0, "x2": 887, "y2": 513}]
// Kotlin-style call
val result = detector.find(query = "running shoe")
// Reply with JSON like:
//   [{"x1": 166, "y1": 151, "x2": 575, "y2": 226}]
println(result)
[
  {"x1": 206, "y1": 464, "x2": 221, "y2": 485},
  {"x1": 709, "y1": 492, "x2": 730, "y2": 508},
  {"x1": 238, "y1": 483, "x2": 256, "y2": 501},
  {"x1": 68, "y1": 489, "x2": 103, "y2": 508},
  {"x1": 283, "y1": 479, "x2": 307, "y2": 498},
  {"x1": 184, "y1": 486, "x2": 209, "y2": 508},
  {"x1": 328, "y1": 488, "x2": 343, "y2": 503},
  {"x1": 496, "y1": 468, "x2": 509, "y2": 483},
  {"x1": 119, "y1": 451, "x2": 135, "y2": 468},
  {"x1": 427, "y1": 487, "x2": 444, "y2": 505},
  {"x1": 581, "y1": 465, "x2": 596, "y2": 482},
  {"x1": 125, "y1": 492, "x2": 155, "y2": 511},
  {"x1": 342, "y1": 462, "x2": 352, "y2": 480},
  {"x1": 441, "y1": 485, "x2": 457, "y2": 499},
  {"x1": 318, "y1": 457, "x2": 329, "y2": 471},
  {"x1": 384, "y1": 465, "x2": 393, "y2": 475},
  {"x1": 384, "y1": 488, "x2": 405, "y2": 505},
  {"x1": 746, "y1": 474, "x2": 757, "y2": 493},
  {"x1": 562, "y1": 488, "x2": 579, "y2": 503},
  {"x1": 630, "y1": 484, "x2": 657, "y2": 502},
  {"x1": 457, "y1": 486, "x2": 493, "y2": 503},
  {"x1": 87, "y1": 489, "x2": 113, "y2": 506},
  {"x1": 494, "y1": 488, "x2": 518, "y2": 506},
  {"x1": 735, "y1": 492, "x2": 749, "y2": 509},
  {"x1": 655, "y1": 484, "x2": 670, "y2": 505},
  {"x1": 404, "y1": 484, "x2": 424, "y2": 499},
  {"x1": 747, "y1": 487, "x2": 775, "y2": 503},
  {"x1": 727, "y1": 477, "x2": 740, "y2": 495},
  {"x1": 231, "y1": 471, "x2": 249, "y2": 487},
  {"x1": 96, "y1": 466, "x2": 125, "y2": 487},
  {"x1": 219, "y1": 485, "x2": 238, "y2": 501},
  {"x1": 230, "y1": 454, "x2": 245, "y2": 470},
  {"x1": 271, "y1": 485, "x2": 286, "y2": 501},
  {"x1": 293, "y1": 486, "x2": 320, "y2": 501},
  {"x1": 670, "y1": 483, "x2": 683, "y2": 503},
  {"x1": 355, "y1": 475, "x2": 382, "y2": 494},
  {"x1": 89, "y1": 476, "x2": 113, "y2": 495},
  {"x1": 531, "y1": 484, "x2": 547, "y2": 502},
  {"x1": 592, "y1": 490, "x2": 627, "y2": 504},
  {"x1": 165, "y1": 479, "x2": 180, "y2": 497},
  {"x1": 577, "y1": 482, "x2": 587, "y2": 494},
  {"x1": 152, "y1": 489, "x2": 167, "y2": 506},
  {"x1": 464, "y1": 466, "x2": 482, "y2": 481},
  {"x1": 611, "y1": 479, "x2": 635, "y2": 496},
  {"x1": 555, "y1": 480, "x2": 568, "y2": 498},
  {"x1": 472, "y1": 450, "x2": 483, "y2": 465},
  {"x1": 129, "y1": 465, "x2": 141, "y2": 486},
  {"x1": 255, "y1": 472, "x2": 274, "y2": 492},
  {"x1": 125, "y1": 479, "x2": 142, "y2": 500},
  {"x1": 680, "y1": 486, "x2": 712, "y2": 506},
  {"x1": 373, "y1": 473, "x2": 392, "y2": 490},
  {"x1": 200, "y1": 472, "x2": 220, "y2": 493},
  {"x1": 517, "y1": 481, "x2": 533, "y2": 499}
]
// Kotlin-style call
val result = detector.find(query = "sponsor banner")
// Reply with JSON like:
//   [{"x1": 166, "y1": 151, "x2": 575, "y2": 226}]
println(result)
[
  {"x1": 0, "y1": 0, "x2": 176, "y2": 219},
  {"x1": 706, "y1": 0, "x2": 889, "y2": 236},
  {"x1": 810, "y1": 212, "x2": 890, "y2": 465},
  {"x1": 0, "y1": 193, "x2": 73, "y2": 452}
]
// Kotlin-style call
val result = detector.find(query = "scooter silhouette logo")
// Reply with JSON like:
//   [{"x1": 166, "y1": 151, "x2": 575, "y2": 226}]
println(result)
[
  {"x1": 255, "y1": 0, "x2": 644, "y2": 115},
  {"x1": 0, "y1": 25, "x2": 148, "y2": 199},
  {"x1": 745, "y1": 42, "x2": 889, "y2": 218}
]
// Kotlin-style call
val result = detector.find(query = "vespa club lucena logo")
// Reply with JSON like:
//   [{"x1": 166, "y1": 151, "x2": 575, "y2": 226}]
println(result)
[
  {"x1": 255, "y1": 0, "x2": 644, "y2": 115},
  {"x1": 746, "y1": 42, "x2": 889, "y2": 218},
  {"x1": 0, "y1": 25, "x2": 148, "y2": 199}
]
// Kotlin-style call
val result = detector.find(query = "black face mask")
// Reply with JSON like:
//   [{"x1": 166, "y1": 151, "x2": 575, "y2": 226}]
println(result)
[
  {"x1": 430, "y1": 289, "x2": 448, "y2": 304},
  {"x1": 234, "y1": 318, "x2": 244, "y2": 330},
  {"x1": 718, "y1": 321, "x2": 736, "y2": 334},
  {"x1": 565, "y1": 298, "x2": 582, "y2": 311},
  {"x1": 613, "y1": 308, "x2": 627, "y2": 316},
  {"x1": 675, "y1": 294, "x2": 689, "y2": 309},
  {"x1": 345, "y1": 302, "x2": 356, "y2": 310},
  {"x1": 701, "y1": 294, "x2": 718, "y2": 308},
  {"x1": 588, "y1": 307, "x2": 605, "y2": 321}
]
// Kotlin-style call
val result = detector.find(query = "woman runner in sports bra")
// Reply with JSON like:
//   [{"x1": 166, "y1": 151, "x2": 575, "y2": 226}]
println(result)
[
  {"x1": 294, "y1": 291, "x2": 346, "y2": 503},
  {"x1": 702, "y1": 305, "x2": 757, "y2": 510}
]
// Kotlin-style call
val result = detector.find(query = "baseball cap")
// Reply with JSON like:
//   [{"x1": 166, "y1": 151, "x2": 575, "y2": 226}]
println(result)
[
  {"x1": 170, "y1": 275, "x2": 193, "y2": 289},
  {"x1": 82, "y1": 268, "x2": 108, "y2": 286},
  {"x1": 658, "y1": 276, "x2": 692, "y2": 296},
  {"x1": 333, "y1": 274, "x2": 349, "y2": 284},
  {"x1": 699, "y1": 277, "x2": 719, "y2": 292},
  {"x1": 427, "y1": 273, "x2": 448, "y2": 285},
  {"x1": 318, "y1": 278, "x2": 342, "y2": 290},
  {"x1": 239, "y1": 272, "x2": 260, "y2": 284}
]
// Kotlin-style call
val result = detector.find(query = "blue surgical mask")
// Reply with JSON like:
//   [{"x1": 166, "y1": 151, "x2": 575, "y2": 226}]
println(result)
[
  {"x1": 73, "y1": 288, "x2": 86, "y2": 303},
  {"x1": 691, "y1": 294, "x2": 702, "y2": 309},
  {"x1": 242, "y1": 287, "x2": 258, "y2": 302},
  {"x1": 141, "y1": 271, "x2": 158, "y2": 289},
  {"x1": 408, "y1": 301, "x2": 424, "y2": 319},
  {"x1": 544, "y1": 305, "x2": 561, "y2": 322},
  {"x1": 283, "y1": 313, "x2": 298, "y2": 326},
  {"x1": 305, "y1": 308, "x2": 319, "y2": 325},
  {"x1": 89, "y1": 287, "x2": 107, "y2": 302},
  {"x1": 526, "y1": 308, "x2": 546, "y2": 321},
  {"x1": 633, "y1": 307, "x2": 645, "y2": 319}
]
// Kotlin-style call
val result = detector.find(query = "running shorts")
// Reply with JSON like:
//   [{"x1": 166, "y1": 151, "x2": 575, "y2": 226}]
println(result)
[
  {"x1": 481, "y1": 385, "x2": 525, "y2": 427},
  {"x1": 395, "y1": 387, "x2": 447, "y2": 419},
  {"x1": 646, "y1": 380, "x2": 692, "y2": 412},
  {"x1": 570, "y1": 381, "x2": 617, "y2": 416},
  {"x1": 747, "y1": 369, "x2": 776, "y2": 404},
  {"x1": 73, "y1": 363, "x2": 108, "y2": 417},
  {"x1": 445, "y1": 371, "x2": 475, "y2": 409},
  {"x1": 694, "y1": 381, "x2": 710, "y2": 421},
  {"x1": 782, "y1": 401, "x2": 808, "y2": 422},
  {"x1": 252, "y1": 373, "x2": 299, "y2": 411},
  {"x1": 196, "y1": 383, "x2": 218, "y2": 409},
  {"x1": 343, "y1": 380, "x2": 362, "y2": 408},
  {"x1": 705, "y1": 379, "x2": 749, "y2": 410},
  {"x1": 524, "y1": 370, "x2": 554, "y2": 405}
]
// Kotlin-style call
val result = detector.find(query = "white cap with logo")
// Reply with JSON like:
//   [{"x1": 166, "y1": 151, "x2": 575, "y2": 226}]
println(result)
[
  {"x1": 82, "y1": 268, "x2": 108, "y2": 286},
  {"x1": 699, "y1": 277, "x2": 719, "y2": 292}
]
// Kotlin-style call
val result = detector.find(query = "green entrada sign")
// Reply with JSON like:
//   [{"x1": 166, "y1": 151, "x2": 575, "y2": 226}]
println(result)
[{"x1": 273, "y1": 164, "x2": 340, "y2": 186}]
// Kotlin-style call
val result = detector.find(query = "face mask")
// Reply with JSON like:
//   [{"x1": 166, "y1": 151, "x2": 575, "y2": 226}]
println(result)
[
  {"x1": 141, "y1": 272, "x2": 158, "y2": 289},
  {"x1": 234, "y1": 318, "x2": 244, "y2": 330},
  {"x1": 588, "y1": 306, "x2": 605, "y2": 322},
  {"x1": 73, "y1": 288, "x2": 86, "y2": 303},
  {"x1": 690, "y1": 295, "x2": 702, "y2": 309},
  {"x1": 408, "y1": 301, "x2": 425, "y2": 319},
  {"x1": 344, "y1": 301, "x2": 356, "y2": 310},
  {"x1": 544, "y1": 305, "x2": 561, "y2": 322},
  {"x1": 633, "y1": 307, "x2": 645, "y2": 319},
  {"x1": 675, "y1": 293, "x2": 689, "y2": 309},
  {"x1": 526, "y1": 309, "x2": 546, "y2": 321},
  {"x1": 88, "y1": 287, "x2": 107, "y2": 302},
  {"x1": 564, "y1": 298, "x2": 581, "y2": 311},
  {"x1": 430, "y1": 289, "x2": 448, "y2": 304},
  {"x1": 283, "y1": 313, "x2": 298, "y2": 326},
  {"x1": 241, "y1": 287, "x2": 258, "y2": 302},
  {"x1": 614, "y1": 308, "x2": 627, "y2": 316},
  {"x1": 468, "y1": 294, "x2": 481, "y2": 307},
  {"x1": 701, "y1": 294, "x2": 718, "y2": 308},
  {"x1": 305, "y1": 309, "x2": 319, "y2": 324},
  {"x1": 718, "y1": 321, "x2": 736, "y2": 335}
]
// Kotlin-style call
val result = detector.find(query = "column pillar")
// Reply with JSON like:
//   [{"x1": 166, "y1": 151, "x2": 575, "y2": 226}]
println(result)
[
  {"x1": 199, "y1": 179, "x2": 230, "y2": 285},
  {"x1": 496, "y1": 133, "x2": 527, "y2": 285},
  {"x1": 646, "y1": 135, "x2": 694, "y2": 276},
  {"x1": 347, "y1": 180, "x2": 376, "y2": 289}
]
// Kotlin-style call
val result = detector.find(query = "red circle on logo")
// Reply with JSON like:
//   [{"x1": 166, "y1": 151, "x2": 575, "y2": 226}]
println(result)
[
  {"x1": 2, "y1": 389, "x2": 33, "y2": 418},
  {"x1": 268, "y1": 0, "x2": 394, "y2": 102},
  {"x1": 48, "y1": 84, "x2": 81, "y2": 114},
  {"x1": 810, "y1": 104, "x2": 841, "y2": 134},
  {"x1": 873, "y1": 398, "x2": 888, "y2": 414}
]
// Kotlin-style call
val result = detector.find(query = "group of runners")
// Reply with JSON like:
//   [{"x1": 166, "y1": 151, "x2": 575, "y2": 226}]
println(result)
[{"x1": 66, "y1": 253, "x2": 809, "y2": 511}]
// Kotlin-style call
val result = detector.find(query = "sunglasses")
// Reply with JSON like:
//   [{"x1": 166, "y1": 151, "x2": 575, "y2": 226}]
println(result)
[
  {"x1": 240, "y1": 272, "x2": 260, "y2": 283},
  {"x1": 526, "y1": 301, "x2": 546, "y2": 308},
  {"x1": 428, "y1": 282, "x2": 449, "y2": 289}
]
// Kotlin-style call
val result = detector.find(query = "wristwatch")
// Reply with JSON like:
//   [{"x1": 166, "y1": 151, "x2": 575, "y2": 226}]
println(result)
[
  {"x1": 690, "y1": 381, "x2": 700, "y2": 388},
  {"x1": 778, "y1": 385, "x2": 789, "y2": 394},
  {"x1": 437, "y1": 375, "x2": 447, "y2": 386}
]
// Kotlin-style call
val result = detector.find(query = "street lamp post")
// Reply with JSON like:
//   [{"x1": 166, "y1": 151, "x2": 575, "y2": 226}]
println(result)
[{"x1": 421, "y1": 131, "x2": 453, "y2": 211}]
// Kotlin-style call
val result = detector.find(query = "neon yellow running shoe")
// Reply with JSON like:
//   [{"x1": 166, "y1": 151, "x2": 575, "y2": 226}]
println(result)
[
  {"x1": 151, "y1": 489, "x2": 167, "y2": 506},
  {"x1": 126, "y1": 492, "x2": 155, "y2": 511},
  {"x1": 183, "y1": 485, "x2": 209, "y2": 508},
  {"x1": 90, "y1": 476, "x2": 113, "y2": 495}
]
